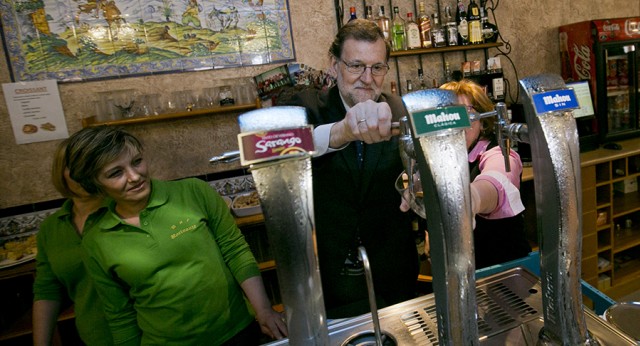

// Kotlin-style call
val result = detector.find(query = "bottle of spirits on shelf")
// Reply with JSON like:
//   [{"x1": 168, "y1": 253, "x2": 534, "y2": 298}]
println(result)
[
  {"x1": 406, "y1": 79, "x2": 414, "y2": 93},
  {"x1": 444, "y1": 5, "x2": 458, "y2": 46},
  {"x1": 377, "y1": 6, "x2": 391, "y2": 43},
  {"x1": 444, "y1": 62, "x2": 453, "y2": 82},
  {"x1": 417, "y1": 2, "x2": 432, "y2": 48},
  {"x1": 480, "y1": 7, "x2": 498, "y2": 43},
  {"x1": 456, "y1": 0, "x2": 469, "y2": 45},
  {"x1": 391, "y1": 6, "x2": 406, "y2": 51},
  {"x1": 391, "y1": 81, "x2": 398, "y2": 95},
  {"x1": 365, "y1": 5, "x2": 374, "y2": 21},
  {"x1": 418, "y1": 68, "x2": 427, "y2": 89},
  {"x1": 467, "y1": 0, "x2": 482, "y2": 44},
  {"x1": 348, "y1": 6, "x2": 357, "y2": 22},
  {"x1": 405, "y1": 12, "x2": 422, "y2": 49},
  {"x1": 430, "y1": 12, "x2": 446, "y2": 48}
]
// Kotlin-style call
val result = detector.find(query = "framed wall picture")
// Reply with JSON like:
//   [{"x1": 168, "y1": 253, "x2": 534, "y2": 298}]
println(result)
[{"x1": 0, "y1": 0, "x2": 295, "y2": 82}]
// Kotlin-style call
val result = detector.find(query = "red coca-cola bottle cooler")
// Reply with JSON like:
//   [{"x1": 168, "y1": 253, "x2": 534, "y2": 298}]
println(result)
[{"x1": 559, "y1": 17, "x2": 640, "y2": 148}]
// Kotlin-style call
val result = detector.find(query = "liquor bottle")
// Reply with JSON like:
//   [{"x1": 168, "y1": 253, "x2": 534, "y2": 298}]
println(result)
[
  {"x1": 405, "y1": 12, "x2": 422, "y2": 49},
  {"x1": 390, "y1": 81, "x2": 398, "y2": 95},
  {"x1": 391, "y1": 6, "x2": 406, "y2": 51},
  {"x1": 430, "y1": 12, "x2": 446, "y2": 48},
  {"x1": 377, "y1": 6, "x2": 391, "y2": 43},
  {"x1": 365, "y1": 5, "x2": 374, "y2": 21},
  {"x1": 417, "y1": 2, "x2": 432, "y2": 48},
  {"x1": 418, "y1": 68, "x2": 427, "y2": 89},
  {"x1": 348, "y1": 6, "x2": 357, "y2": 22},
  {"x1": 444, "y1": 62, "x2": 452, "y2": 82},
  {"x1": 467, "y1": 0, "x2": 482, "y2": 44},
  {"x1": 480, "y1": 7, "x2": 498, "y2": 43},
  {"x1": 406, "y1": 79, "x2": 414, "y2": 93},
  {"x1": 456, "y1": 0, "x2": 469, "y2": 45},
  {"x1": 444, "y1": 5, "x2": 458, "y2": 46}
]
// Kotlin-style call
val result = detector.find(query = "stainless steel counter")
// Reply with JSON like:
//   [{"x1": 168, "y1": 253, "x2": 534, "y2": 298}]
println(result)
[{"x1": 264, "y1": 267, "x2": 635, "y2": 345}]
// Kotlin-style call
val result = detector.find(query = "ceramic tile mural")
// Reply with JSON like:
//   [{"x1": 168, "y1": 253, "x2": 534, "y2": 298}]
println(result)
[{"x1": 0, "y1": 0, "x2": 295, "y2": 82}]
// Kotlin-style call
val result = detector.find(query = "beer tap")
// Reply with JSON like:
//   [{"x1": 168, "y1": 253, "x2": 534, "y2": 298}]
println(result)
[
  {"x1": 398, "y1": 91, "x2": 530, "y2": 345},
  {"x1": 400, "y1": 88, "x2": 480, "y2": 345},
  {"x1": 518, "y1": 74, "x2": 598, "y2": 345},
  {"x1": 236, "y1": 106, "x2": 329, "y2": 345}
]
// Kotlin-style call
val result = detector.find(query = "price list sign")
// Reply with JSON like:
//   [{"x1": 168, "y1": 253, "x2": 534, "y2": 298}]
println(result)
[{"x1": 2, "y1": 80, "x2": 69, "y2": 144}]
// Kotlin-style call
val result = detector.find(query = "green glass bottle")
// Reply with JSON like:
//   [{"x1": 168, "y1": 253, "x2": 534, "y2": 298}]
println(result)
[{"x1": 391, "y1": 6, "x2": 407, "y2": 51}]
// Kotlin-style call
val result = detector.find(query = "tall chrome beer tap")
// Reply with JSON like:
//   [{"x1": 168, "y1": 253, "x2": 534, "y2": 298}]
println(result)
[
  {"x1": 237, "y1": 106, "x2": 329, "y2": 345},
  {"x1": 518, "y1": 74, "x2": 598, "y2": 345},
  {"x1": 401, "y1": 89, "x2": 480, "y2": 345},
  {"x1": 400, "y1": 89, "x2": 527, "y2": 345}
]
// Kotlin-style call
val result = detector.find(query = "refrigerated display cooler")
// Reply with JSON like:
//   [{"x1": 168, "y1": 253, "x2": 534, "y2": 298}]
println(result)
[{"x1": 559, "y1": 17, "x2": 640, "y2": 148}]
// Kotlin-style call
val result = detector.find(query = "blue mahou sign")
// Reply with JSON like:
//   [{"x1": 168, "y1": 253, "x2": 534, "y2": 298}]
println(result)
[{"x1": 532, "y1": 89, "x2": 579, "y2": 114}]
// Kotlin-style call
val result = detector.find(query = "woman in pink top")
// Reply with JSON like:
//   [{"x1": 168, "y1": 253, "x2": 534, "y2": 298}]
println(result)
[{"x1": 440, "y1": 79, "x2": 531, "y2": 268}]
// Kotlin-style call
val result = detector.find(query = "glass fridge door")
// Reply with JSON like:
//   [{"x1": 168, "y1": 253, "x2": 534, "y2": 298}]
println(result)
[{"x1": 602, "y1": 42, "x2": 638, "y2": 140}]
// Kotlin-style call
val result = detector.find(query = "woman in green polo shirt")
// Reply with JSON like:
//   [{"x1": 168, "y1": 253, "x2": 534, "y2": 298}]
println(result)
[
  {"x1": 33, "y1": 136, "x2": 113, "y2": 345},
  {"x1": 66, "y1": 126, "x2": 287, "y2": 345}
]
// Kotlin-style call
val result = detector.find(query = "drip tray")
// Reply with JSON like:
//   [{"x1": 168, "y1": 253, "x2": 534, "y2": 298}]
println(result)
[{"x1": 265, "y1": 267, "x2": 635, "y2": 345}]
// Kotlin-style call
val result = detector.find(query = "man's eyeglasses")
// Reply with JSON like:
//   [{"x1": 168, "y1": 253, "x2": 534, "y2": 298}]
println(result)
[{"x1": 339, "y1": 59, "x2": 390, "y2": 76}]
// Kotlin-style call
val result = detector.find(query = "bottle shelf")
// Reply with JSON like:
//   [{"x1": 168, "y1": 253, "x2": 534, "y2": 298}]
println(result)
[
  {"x1": 82, "y1": 99, "x2": 261, "y2": 128},
  {"x1": 389, "y1": 42, "x2": 503, "y2": 57}
]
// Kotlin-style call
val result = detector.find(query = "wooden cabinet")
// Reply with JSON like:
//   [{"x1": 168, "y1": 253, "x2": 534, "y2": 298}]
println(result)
[
  {"x1": 0, "y1": 263, "x2": 80, "y2": 345},
  {"x1": 235, "y1": 214, "x2": 283, "y2": 311},
  {"x1": 520, "y1": 138, "x2": 640, "y2": 302},
  {"x1": 581, "y1": 145, "x2": 640, "y2": 300}
]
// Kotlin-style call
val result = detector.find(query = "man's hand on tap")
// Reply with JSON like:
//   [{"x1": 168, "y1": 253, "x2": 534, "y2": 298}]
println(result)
[{"x1": 329, "y1": 100, "x2": 401, "y2": 149}]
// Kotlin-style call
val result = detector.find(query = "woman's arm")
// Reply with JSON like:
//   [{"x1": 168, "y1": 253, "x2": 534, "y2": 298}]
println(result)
[
  {"x1": 32, "y1": 299, "x2": 61, "y2": 346},
  {"x1": 240, "y1": 276, "x2": 288, "y2": 340}
]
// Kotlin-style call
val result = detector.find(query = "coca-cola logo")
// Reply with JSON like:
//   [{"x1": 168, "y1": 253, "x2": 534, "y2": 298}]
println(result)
[
  {"x1": 572, "y1": 43, "x2": 591, "y2": 80},
  {"x1": 602, "y1": 22, "x2": 621, "y2": 32}
]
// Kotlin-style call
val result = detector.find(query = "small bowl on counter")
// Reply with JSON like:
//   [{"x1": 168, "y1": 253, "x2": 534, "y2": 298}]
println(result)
[{"x1": 231, "y1": 191, "x2": 262, "y2": 217}]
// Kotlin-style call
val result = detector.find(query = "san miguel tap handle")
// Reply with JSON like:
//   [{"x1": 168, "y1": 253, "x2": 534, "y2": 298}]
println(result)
[{"x1": 494, "y1": 102, "x2": 511, "y2": 172}]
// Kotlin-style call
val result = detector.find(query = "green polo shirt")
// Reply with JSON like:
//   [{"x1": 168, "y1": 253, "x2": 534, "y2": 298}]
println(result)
[
  {"x1": 82, "y1": 178, "x2": 260, "y2": 345},
  {"x1": 33, "y1": 199, "x2": 113, "y2": 345}
]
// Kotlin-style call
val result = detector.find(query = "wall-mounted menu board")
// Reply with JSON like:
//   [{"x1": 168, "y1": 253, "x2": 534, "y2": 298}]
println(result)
[{"x1": 0, "y1": 0, "x2": 295, "y2": 82}]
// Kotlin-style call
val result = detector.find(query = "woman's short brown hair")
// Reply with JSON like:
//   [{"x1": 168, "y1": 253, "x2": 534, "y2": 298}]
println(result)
[
  {"x1": 66, "y1": 126, "x2": 143, "y2": 195},
  {"x1": 50, "y1": 138, "x2": 77, "y2": 198}
]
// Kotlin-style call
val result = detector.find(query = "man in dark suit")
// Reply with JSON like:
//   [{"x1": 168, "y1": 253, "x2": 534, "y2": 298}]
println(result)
[{"x1": 285, "y1": 19, "x2": 419, "y2": 318}]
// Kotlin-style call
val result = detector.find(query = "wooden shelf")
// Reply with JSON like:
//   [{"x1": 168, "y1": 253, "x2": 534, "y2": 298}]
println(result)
[
  {"x1": 613, "y1": 230, "x2": 640, "y2": 254},
  {"x1": 0, "y1": 300, "x2": 74, "y2": 341},
  {"x1": 258, "y1": 260, "x2": 276, "y2": 272},
  {"x1": 612, "y1": 191, "x2": 640, "y2": 217},
  {"x1": 613, "y1": 258, "x2": 640, "y2": 284},
  {"x1": 82, "y1": 99, "x2": 261, "y2": 128},
  {"x1": 389, "y1": 42, "x2": 503, "y2": 57},
  {"x1": 234, "y1": 213, "x2": 265, "y2": 228}
]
